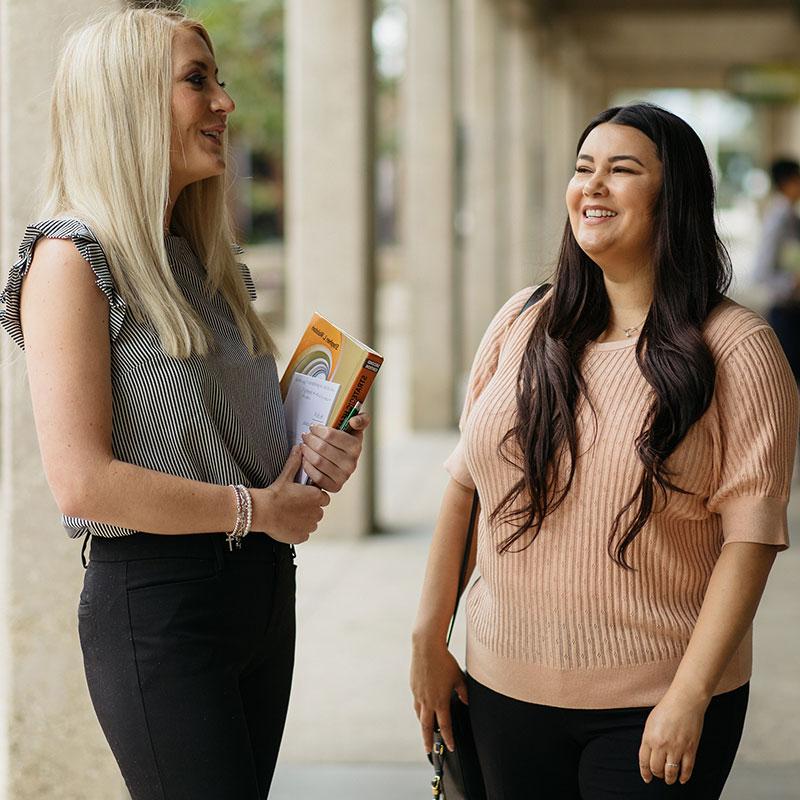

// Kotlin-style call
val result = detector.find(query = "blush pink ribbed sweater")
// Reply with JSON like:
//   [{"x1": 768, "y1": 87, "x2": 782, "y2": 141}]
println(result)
[{"x1": 445, "y1": 288, "x2": 799, "y2": 708}]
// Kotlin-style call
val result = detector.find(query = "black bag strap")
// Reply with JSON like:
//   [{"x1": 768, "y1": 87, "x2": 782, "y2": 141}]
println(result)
[{"x1": 445, "y1": 282, "x2": 551, "y2": 646}]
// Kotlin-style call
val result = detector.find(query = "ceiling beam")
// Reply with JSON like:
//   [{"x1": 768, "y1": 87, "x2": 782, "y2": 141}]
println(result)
[
  {"x1": 563, "y1": 10, "x2": 800, "y2": 67},
  {"x1": 533, "y1": 0, "x2": 796, "y2": 13}
]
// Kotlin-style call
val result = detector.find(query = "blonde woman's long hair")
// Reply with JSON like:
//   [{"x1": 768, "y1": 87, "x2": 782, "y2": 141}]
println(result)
[{"x1": 40, "y1": 6, "x2": 274, "y2": 358}]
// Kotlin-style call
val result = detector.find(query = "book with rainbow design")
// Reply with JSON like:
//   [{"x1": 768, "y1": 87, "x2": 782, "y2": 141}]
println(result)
[{"x1": 280, "y1": 313, "x2": 383, "y2": 464}]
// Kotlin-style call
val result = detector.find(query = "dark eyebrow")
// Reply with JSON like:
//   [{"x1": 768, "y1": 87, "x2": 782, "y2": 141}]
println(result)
[
  {"x1": 183, "y1": 59, "x2": 219, "y2": 75},
  {"x1": 576, "y1": 153, "x2": 644, "y2": 166},
  {"x1": 609, "y1": 154, "x2": 644, "y2": 166}
]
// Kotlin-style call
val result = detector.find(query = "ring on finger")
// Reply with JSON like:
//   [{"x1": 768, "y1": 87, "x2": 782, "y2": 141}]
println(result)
[{"x1": 665, "y1": 762, "x2": 680, "y2": 769}]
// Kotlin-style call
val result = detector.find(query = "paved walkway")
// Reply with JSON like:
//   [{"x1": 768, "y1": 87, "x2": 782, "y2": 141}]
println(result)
[
  {"x1": 268, "y1": 426, "x2": 800, "y2": 798},
  {"x1": 271, "y1": 762, "x2": 800, "y2": 800}
]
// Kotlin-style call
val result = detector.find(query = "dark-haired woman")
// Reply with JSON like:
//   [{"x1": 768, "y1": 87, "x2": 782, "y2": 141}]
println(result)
[{"x1": 411, "y1": 103, "x2": 798, "y2": 799}]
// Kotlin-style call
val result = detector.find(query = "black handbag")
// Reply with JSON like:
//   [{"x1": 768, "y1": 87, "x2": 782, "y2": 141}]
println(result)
[
  {"x1": 428, "y1": 492, "x2": 486, "y2": 800},
  {"x1": 427, "y1": 284, "x2": 551, "y2": 800}
]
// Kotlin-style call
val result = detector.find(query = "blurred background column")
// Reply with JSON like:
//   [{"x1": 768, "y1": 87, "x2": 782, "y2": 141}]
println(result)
[
  {"x1": 285, "y1": 0, "x2": 376, "y2": 537},
  {"x1": 540, "y1": 43, "x2": 572, "y2": 260},
  {"x1": 539, "y1": 26, "x2": 586, "y2": 265},
  {"x1": 0, "y1": 2, "x2": 128, "y2": 798},
  {"x1": 404, "y1": 0, "x2": 456, "y2": 428},
  {"x1": 759, "y1": 102, "x2": 800, "y2": 161},
  {"x1": 499, "y1": 0, "x2": 542, "y2": 292},
  {"x1": 456, "y1": 0, "x2": 502, "y2": 374}
]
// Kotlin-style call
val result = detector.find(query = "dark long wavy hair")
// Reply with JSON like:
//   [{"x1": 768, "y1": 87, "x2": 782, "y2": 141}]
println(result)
[{"x1": 491, "y1": 103, "x2": 732, "y2": 568}]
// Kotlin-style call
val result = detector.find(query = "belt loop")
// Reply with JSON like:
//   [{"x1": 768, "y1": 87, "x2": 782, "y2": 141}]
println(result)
[{"x1": 80, "y1": 533, "x2": 92, "y2": 569}]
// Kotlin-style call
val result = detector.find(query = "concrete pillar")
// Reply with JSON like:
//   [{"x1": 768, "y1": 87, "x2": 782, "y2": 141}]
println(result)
[
  {"x1": 457, "y1": 0, "x2": 502, "y2": 374},
  {"x1": 540, "y1": 52, "x2": 571, "y2": 264},
  {"x1": 525, "y1": 29, "x2": 550, "y2": 284},
  {"x1": 404, "y1": 0, "x2": 456, "y2": 429},
  {"x1": 0, "y1": 3, "x2": 128, "y2": 798},
  {"x1": 498, "y1": 2, "x2": 542, "y2": 293},
  {"x1": 493, "y1": 14, "x2": 513, "y2": 304},
  {"x1": 760, "y1": 102, "x2": 800, "y2": 161},
  {"x1": 285, "y1": 0, "x2": 376, "y2": 537},
  {"x1": 539, "y1": 32, "x2": 581, "y2": 267}
]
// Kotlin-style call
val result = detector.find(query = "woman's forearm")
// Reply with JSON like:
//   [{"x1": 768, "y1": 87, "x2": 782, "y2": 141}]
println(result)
[
  {"x1": 412, "y1": 478, "x2": 477, "y2": 647},
  {"x1": 60, "y1": 457, "x2": 241, "y2": 534},
  {"x1": 669, "y1": 541, "x2": 778, "y2": 702}
]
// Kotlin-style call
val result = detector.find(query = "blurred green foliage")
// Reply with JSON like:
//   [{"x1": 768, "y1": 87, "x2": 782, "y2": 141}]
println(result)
[{"x1": 184, "y1": 0, "x2": 284, "y2": 158}]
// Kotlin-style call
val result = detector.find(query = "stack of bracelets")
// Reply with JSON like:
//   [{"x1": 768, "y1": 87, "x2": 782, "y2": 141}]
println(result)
[{"x1": 226, "y1": 483, "x2": 253, "y2": 550}]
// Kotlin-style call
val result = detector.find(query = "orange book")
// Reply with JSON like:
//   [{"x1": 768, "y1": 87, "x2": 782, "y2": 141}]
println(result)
[{"x1": 280, "y1": 313, "x2": 383, "y2": 434}]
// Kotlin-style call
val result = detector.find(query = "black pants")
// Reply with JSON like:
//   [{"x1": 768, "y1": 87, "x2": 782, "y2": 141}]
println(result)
[
  {"x1": 78, "y1": 532, "x2": 296, "y2": 800},
  {"x1": 467, "y1": 675, "x2": 748, "y2": 799},
  {"x1": 768, "y1": 303, "x2": 800, "y2": 382}
]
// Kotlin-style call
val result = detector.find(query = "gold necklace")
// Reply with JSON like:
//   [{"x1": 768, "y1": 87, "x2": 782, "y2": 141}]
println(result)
[{"x1": 620, "y1": 317, "x2": 647, "y2": 338}]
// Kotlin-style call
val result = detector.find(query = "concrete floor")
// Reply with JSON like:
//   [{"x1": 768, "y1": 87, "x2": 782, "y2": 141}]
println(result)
[
  {"x1": 268, "y1": 424, "x2": 800, "y2": 798},
  {"x1": 270, "y1": 761, "x2": 800, "y2": 800}
]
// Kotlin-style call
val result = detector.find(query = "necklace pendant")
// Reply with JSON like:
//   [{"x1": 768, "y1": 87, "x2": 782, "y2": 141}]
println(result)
[{"x1": 624, "y1": 327, "x2": 634, "y2": 338}]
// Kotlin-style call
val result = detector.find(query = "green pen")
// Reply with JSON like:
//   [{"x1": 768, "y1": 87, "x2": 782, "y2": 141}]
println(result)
[{"x1": 338, "y1": 401, "x2": 363, "y2": 433}]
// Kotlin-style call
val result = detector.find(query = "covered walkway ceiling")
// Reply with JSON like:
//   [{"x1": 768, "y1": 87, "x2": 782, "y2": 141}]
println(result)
[
  {"x1": 536, "y1": 0, "x2": 800, "y2": 12},
  {"x1": 527, "y1": 0, "x2": 800, "y2": 90}
]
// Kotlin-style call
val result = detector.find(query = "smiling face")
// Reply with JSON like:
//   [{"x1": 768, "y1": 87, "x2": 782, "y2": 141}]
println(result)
[
  {"x1": 566, "y1": 123, "x2": 663, "y2": 274},
  {"x1": 169, "y1": 27, "x2": 235, "y2": 200}
]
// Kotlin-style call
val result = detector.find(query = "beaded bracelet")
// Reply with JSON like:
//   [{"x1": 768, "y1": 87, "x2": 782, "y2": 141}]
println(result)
[{"x1": 226, "y1": 484, "x2": 253, "y2": 550}]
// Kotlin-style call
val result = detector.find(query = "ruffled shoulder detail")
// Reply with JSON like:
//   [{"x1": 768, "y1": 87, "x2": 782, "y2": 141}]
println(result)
[
  {"x1": 0, "y1": 218, "x2": 127, "y2": 348},
  {"x1": 230, "y1": 242, "x2": 257, "y2": 303},
  {"x1": 238, "y1": 262, "x2": 258, "y2": 302}
]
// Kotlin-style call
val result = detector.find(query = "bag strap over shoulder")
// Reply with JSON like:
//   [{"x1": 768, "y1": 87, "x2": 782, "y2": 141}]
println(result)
[
  {"x1": 519, "y1": 282, "x2": 551, "y2": 316},
  {"x1": 446, "y1": 283, "x2": 551, "y2": 646}
]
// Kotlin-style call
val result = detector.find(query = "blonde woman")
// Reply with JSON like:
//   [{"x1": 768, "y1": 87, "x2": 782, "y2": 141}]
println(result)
[{"x1": 0, "y1": 8, "x2": 368, "y2": 799}]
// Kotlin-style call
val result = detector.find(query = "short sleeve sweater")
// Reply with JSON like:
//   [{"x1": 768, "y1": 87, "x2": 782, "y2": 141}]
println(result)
[
  {"x1": 445, "y1": 287, "x2": 799, "y2": 709},
  {"x1": 0, "y1": 218, "x2": 289, "y2": 539}
]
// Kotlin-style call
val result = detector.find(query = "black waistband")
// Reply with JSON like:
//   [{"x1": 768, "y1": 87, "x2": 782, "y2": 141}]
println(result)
[{"x1": 86, "y1": 531, "x2": 293, "y2": 563}]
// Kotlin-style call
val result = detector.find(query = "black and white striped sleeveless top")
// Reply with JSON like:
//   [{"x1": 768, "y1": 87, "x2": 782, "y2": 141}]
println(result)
[{"x1": 0, "y1": 218, "x2": 289, "y2": 539}]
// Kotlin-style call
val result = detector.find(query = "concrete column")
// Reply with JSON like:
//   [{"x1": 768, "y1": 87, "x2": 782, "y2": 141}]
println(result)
[
  {"x1": 562, "y1": 35, "x2": 603, "y2": 137},
  {"x1": 285, "y1": 0, "x2": 376, "y2": 537},
  {"x1": 0, "y1": 3, "x2": 128, "y2": 799},
  {"x1": 538, "y1": 31, "x2": 583, "y2": 268},
  {"x1": 525, "y1": 29, "x2": 550, "y2": 283},
  {"x1": 457, "y1": 0, "x2": 502, "y2": 374},
  {"x1": 760, "y1": 102, "x2": 800, "y2": 161},
  {"x1": 540, "y1": 51, "x2": 572, "y2": 264},
  {"x1": 404, "y1": 0, "x2": 456, "y2": 429},
  {"x1": 498, "y1": 2, "x2": 542, "y2": 293},
  {"x1": 493, "y1": 14, "x2": 513, "y2": 304}
]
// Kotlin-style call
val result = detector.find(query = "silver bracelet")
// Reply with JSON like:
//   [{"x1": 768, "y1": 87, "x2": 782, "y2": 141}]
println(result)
[{"x1": 226, "y1": 484, "x2": 253, "y2": 550}]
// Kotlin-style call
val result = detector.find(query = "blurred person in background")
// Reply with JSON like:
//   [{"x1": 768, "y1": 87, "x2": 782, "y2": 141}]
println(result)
[
  {"x1": 0, "y1": 7, "x2": 368, "y2": 799},
  {"x1": 753, "y1": 157, "x2": 800, "y2": 383},
  {"x1": 411, "y1": 103, "x2": 798, "y2": 799}
]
